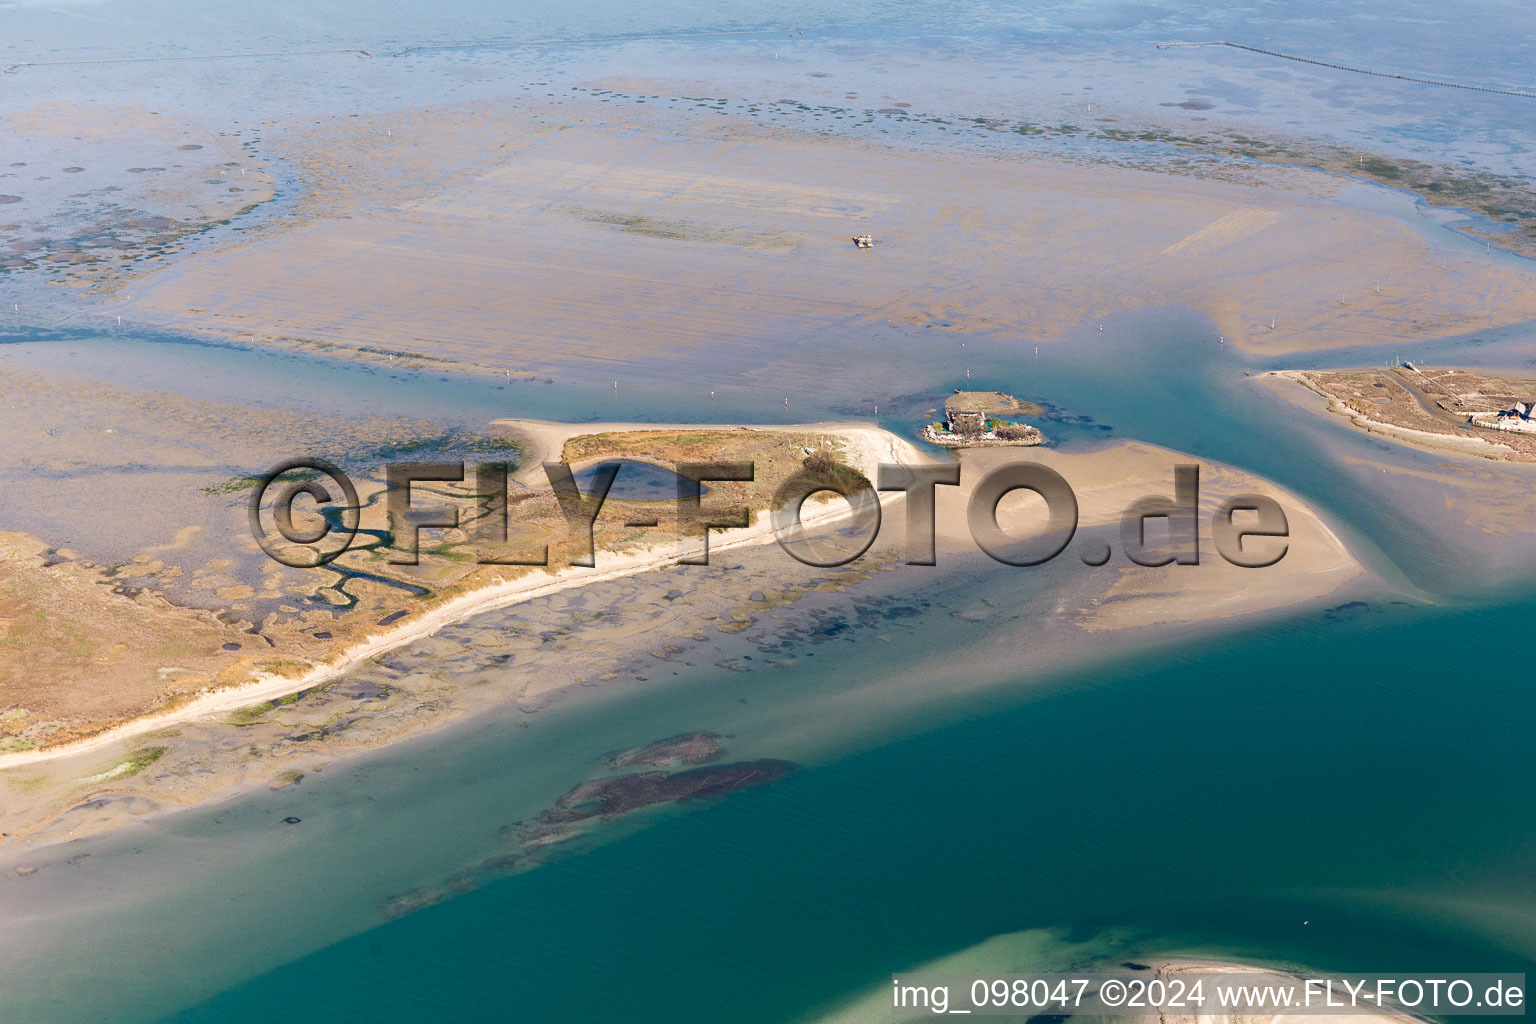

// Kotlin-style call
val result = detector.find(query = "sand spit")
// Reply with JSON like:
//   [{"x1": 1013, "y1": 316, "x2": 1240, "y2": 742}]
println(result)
[
  {"x1": 0, "y1": 422, "x2": 1364, "y2": 780},
  {"x1": 500, "y1": 421, "x2": 1362, "y2": 634},
  {"x1": 120, "y1": 99, "x2": 1536, "y2": 365},
  {"x1": 933, "y1": 442, "x2": 1363, "y2": 631},
  {"x1": 0, "y1": 427, "x2": 1368, "y2": 847},
  {"x1": 0, "y1": 421, "x2": 926, "y2": 771}
]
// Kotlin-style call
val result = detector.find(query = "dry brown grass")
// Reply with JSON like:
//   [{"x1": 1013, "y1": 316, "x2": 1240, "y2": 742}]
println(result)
[
  {"x1": 1, "y1": 428, "x2": 853, "y2": 750},
  {"x1": 0, "y1": 532, "x2": 248, "y2": 751},
  {"x1": 1295, "y1": 368, "x2": 1536, "y2": 460}
]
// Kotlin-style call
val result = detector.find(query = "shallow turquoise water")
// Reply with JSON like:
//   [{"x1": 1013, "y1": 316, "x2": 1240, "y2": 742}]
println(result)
[
  {"x1": 12, "y1": 300, "x2": 1536, "y2": 1024},
  {"x1": 4, "y1": 281, "x2": 1534, "y2": 1021},
  {"x1": 5, "y1": 1, "x2": 1536, "y2": 1018},
  {"x1": 159, "y1": 591, "x2": 1536, "y2": 1022},
  {"x1": 14, "y1": 297, "x2": 1508, "y2": 1022}
]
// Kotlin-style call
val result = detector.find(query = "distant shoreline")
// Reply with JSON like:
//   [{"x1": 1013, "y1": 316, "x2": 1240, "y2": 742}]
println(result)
[{"x1": 1267, "y1": 369, "x2": 1531, "y2": 462}]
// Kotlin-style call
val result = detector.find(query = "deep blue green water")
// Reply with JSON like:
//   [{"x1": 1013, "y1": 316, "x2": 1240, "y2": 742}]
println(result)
[
  {"x1": 4, "y1": 0, "x2": 1536, "y2": 1019},
  {"x1": 5, "y1": 297, "x2": 1535, "y2": 1023},
  {"x1": 161, "y1": 592, "x2": 1536, "y2": 1023}
]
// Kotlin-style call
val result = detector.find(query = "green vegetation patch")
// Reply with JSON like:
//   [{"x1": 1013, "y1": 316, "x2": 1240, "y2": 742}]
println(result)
[{"x1": 121, "y1": 746, "x2": 168, "y2": 777}]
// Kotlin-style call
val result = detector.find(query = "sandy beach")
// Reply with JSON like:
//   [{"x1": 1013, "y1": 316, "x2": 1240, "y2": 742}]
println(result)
[
  {"x1": 2, "y1": 428, "x2": 1373, "y2": 868},
  {"x1": 0, "y1": 422, "x2": 1360, "y2": 773},
  {"x1": 0, "y1": 420, "x2": 928, "y2": 772},
  {"x1": 6, "y1": 6, "x2": 1536, "y2": 1022},
  {"x1": 0, "y1": 418, "x2": 1367, "y2": 849}
]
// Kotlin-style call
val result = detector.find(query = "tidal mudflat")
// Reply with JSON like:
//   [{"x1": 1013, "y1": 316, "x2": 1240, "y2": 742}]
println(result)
[
  {"x1": 3, "y1": 2, "x2": 1536, "y2": 1022},
  {"x1": 114, "y1": 97, "x2": 1536, "y2": 368}
]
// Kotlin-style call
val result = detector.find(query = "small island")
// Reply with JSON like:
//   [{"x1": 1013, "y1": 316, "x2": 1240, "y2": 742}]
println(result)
[
  {"x1": 1277, "y1": 366, "x2": 1536, "y2": 461},
  {"x1": 923, "y1": 389, "x2": 1045, "y2": 448}
]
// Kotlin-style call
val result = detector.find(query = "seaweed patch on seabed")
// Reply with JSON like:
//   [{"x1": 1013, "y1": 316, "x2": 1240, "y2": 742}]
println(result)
[
  {"x1": 0, "y1": 492, "x2": 894, "y2": 844},
  {"x1": 381, "y1": 749, "x2": 795, "y2": 919},
  {"x1": 605, "y1": 731, "x2": 725, "y2": 769},
  {"x1": 1322, "y1": 600, "x2": 1370, "y2": 622}
]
